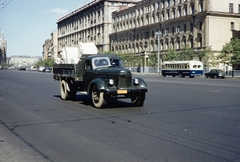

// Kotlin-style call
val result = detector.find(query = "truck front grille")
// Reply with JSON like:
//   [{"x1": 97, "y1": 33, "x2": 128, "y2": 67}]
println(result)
[{"x1": 118, "y1": 74, "x2": 132, "y2": 88}]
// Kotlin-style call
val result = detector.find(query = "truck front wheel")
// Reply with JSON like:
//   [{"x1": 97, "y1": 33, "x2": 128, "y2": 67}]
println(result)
[
  {"x1": 131, "y1": 93, "x2": 145, "y2": 106},
  {"x1": 60, "y1": 80, "x2": 70, "y2": 100},
  {"x1": 92, "y1": 85, "x2": 105, "y2": 108}
]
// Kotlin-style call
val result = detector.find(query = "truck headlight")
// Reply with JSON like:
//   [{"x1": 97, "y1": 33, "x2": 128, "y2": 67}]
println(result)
[
  {"x1": 109, "y1": 79, "x2": 114, "y2": 86},
  {"x1": 134, "y1": 78, "x2": 139, "y2": 85}
]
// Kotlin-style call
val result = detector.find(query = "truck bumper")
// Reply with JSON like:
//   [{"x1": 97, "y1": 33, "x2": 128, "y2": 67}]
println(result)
[{"x1": 103, "y1": 88, "x2": 148, "y2": 95}]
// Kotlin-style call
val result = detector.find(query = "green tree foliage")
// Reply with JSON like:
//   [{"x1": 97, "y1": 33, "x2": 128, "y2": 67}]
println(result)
[
  {"x1": 230, "y1": 38, "x2": 240, "y2": 66},
  {"x1": 197, "y1": 46, "x2": 214, "y2": 68},
  {"x1": 118, "y1": 53, "x2": 141, "y2": 67},
  {"x1": 219, "y1": 38, "x2": 240, "y2": 67},
  {"x1": 148, "y1": 53, "x2": 158, "y2": 67},
  {"x1": 177, "y1": 46, "x2": 194, "y2": 61},
  {"x1": 163, "y1": 49, "x2": 177, "y2": 61},
  {"x1": 36, "y1": 58, "x2": 54, "y2": 67}
]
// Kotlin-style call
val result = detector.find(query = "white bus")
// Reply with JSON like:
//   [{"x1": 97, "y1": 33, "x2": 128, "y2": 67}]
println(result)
[{"x1": 162, "y1": 61, "x2": 203, "y2": 78}]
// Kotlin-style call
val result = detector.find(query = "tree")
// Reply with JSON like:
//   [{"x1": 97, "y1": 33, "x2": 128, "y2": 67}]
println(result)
[
  {"x1": 218, "y1": 38, "x2": 240, "y2": 76},
  {"x1": 230, "y1": 38, "x2": 240, "y2": 66},
  {"x1": 218, "y1": 42, "x2": 232, "y2": 66},
  {"x1": 148, "y1": 53, "x2": 157, "y2": 67},
  {"x1": 163, "y1": 49, "x2": 177, "y2": 61},
  {"x1": 177, "y1": 46, "x2": 194, "y2": 61},
  {"x1": 117, "y1": 53, "x2": 141, "y2": 67},
  {"x1": 198, "y1": 46, "x2": 214, "y2": 69},
  {"x1": 36, "y1": 58, "x2": 54, "y2": 67}
]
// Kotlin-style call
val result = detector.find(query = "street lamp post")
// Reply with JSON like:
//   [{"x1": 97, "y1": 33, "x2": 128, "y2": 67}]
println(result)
[{"x1": 155, "y1": 31, "x2": 162, "y2": 75}]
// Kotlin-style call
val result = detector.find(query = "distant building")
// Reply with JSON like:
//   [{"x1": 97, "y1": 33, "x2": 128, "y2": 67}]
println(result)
[
  {"x1": 42, "y1": 30, "x2": 58, "y2": 60},
  {"x1": 54, "y1": 0, "x2": 240, "y2": 71},
  {"x1": 42, "y1": 39, "x2": 51, "y2": 60},
  {"x1": 57, "y1": 0, "x2": 140, "y2": 54},
  {"x1": 110, "y1": 0, "x2": 240, "y2": 71},
  {"x1": 0, "y1": 30, "x2": 7, "y2": 64},
  {"x1": 10, "y1": 55, "x2": 41, "y2": 68}
]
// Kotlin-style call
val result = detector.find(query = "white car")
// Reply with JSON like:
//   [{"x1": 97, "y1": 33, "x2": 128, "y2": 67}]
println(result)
[{"x1": 38, "y1": 66, "x2": 45, "y2": 72}]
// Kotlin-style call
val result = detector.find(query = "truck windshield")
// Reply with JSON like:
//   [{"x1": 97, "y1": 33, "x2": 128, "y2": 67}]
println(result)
[
  {"x1": 110, "y1": 58, "x2": 124, "y2": 67},
  {"x1": 92, "y1": 57, "x2": 111, "y2": 68}
]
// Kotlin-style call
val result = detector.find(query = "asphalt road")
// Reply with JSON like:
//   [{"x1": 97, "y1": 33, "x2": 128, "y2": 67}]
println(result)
[{"x1": 0, "y1": 70, "x2": 240, "y2": 162}]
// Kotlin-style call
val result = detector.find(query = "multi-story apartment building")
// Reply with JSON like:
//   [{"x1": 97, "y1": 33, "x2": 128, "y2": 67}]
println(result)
[
  {"x1": 56, "y1": 0, "x2": 240, "y2": 71},
  {"x1": 57, "y1": 0, "x2": 141, "y2": 54},
  {"x1": 0, "y1": 31, "x2": 7, "y2": 64},
  {"x1": 110, "y1": 0, "x2": 240, "y2": 71}
]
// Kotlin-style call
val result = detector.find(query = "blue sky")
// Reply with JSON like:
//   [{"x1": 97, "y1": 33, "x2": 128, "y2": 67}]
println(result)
[{"x1": 0, "y1": 0, "x2": 86, "y2": 57}]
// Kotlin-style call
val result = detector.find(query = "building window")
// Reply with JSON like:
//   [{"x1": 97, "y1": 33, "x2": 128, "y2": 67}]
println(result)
[
  {"x1": 152, "y1": 31, "x2": 155, "y2": 37},
  {"x1": 191, "y1": 5, "x2": 194, "y2": 14},
  {"x1": 172, "y1": 10, "x2": 175, "y2": 19},
  {"x1": 183, "y1": 38, "x2": 186, "y2": 46},
  {"x1": 184, "y1": 7, "x2": 187, "y2": 16},
  {"x1": 239, "y1": 4, "x2": 240, "y2": 13},
  {"x1": 231, "y1": 22, "x2": 235, "y2": 30},
  {"x1": 200, "y1": 2, "x2": 203, "y2": 12},
  {"x1": 178, "y1": 8, "x2": 181, "y2": 17},
  {"x1": 171, "y1": 40, "x2": 174, "y2": 49},
  {"x1": 166, "y1": 28, "x2": 169, "y2": 35},
  {"x1": 190, "y1": 38, "x2": 193, "y2": 48},
  {"x1": 167, "y1": 0, "x2": 170, "y2": 7},
  {"x1": 199, "y1": 22, "x2": 202, "y2": 30},
  {"x1": 176, "y1": 26, "x2": 180, "y2": 33},
  {"x1": 177, "y1": 39, "x2": 180, "y2": 49},
  {"x1": 199, "y1": 37, "x2": 202, "y2": 47},
  {"x1": 229, "y1": 3, "x2": 234, "y2": 13},
  {"x1": 173, "y1": 0, "x2": 176, "y2": 5},
  {"x1": 184, "y1": 24, "x2": 186, "y2": 32},
  {"x1": 172, "y1": 27, "x2": 175, "y2": 34},
  {"x1": 190, "y1": 23, "x2": 193, "y2": 32}
]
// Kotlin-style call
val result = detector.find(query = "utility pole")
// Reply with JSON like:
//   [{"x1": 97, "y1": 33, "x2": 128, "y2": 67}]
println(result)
[{"x1": 155, "y1": 31, "x2": 161, "y2": 75}]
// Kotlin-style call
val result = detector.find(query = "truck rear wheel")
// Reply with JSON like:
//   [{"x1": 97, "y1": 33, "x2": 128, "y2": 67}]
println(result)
[
  {"x1": 60, "y1": 80, "x2": 70, "y2": 100},
  {"x1": 92, "y1": 85, "x2": 105, "y2": 108},
  {"x1": 131, "y1": 93, "x2": 145, "y2": 106}
]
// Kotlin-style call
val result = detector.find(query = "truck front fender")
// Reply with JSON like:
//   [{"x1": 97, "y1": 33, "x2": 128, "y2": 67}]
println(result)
[
  {"x1": 87, "y1": 78, "x2": 108, "y2": 95},
  {"x1": 132, "y1": 77, "x2": 148, "y2": 87}
]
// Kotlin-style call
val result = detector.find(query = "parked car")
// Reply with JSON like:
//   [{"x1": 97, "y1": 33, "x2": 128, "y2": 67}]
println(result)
[
  {"x1": 205, "y1": 69, "x2": 226, "y2": 79},
  {"x1": 45, "y1": 67, "x2": 51, "y2": 73},
  {"x1": 30, "y1": 66, "x2": 37, "y2": 71},
  {"x1": 38, "y1": 66, "x2": 45, "y2": 72},
  {"x1": 19, "y1": 66, "x2": 26, "y2": 71}
]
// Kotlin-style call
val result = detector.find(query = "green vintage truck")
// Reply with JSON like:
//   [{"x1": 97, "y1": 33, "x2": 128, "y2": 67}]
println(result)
[{"x1": 52, "y1": 54, "x2": 148, "y2": 108}]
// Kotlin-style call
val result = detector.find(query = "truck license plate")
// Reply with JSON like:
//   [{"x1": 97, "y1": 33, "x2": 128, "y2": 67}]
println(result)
[{"x1": 117, "y1": 90, "x2": 127, "y2": 94}]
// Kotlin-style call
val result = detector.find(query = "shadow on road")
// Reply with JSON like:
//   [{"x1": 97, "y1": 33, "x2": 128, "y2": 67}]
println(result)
[{"x1": 53, "y1": 94, "x2": 136, "y2": 109}]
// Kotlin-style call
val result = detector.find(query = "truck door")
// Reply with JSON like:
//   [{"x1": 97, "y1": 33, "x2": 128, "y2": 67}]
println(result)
[{"x1": 83, "y1": 60, "x2": 94, "y2": 91}]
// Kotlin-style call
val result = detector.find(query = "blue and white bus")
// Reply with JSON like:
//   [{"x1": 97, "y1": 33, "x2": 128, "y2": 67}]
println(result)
[{"x1": 162, "y1": 61, "x2": 203, "y2": 78}]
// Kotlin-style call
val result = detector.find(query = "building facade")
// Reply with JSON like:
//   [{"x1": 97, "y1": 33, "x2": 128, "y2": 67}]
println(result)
[
  {"x1": 110, "y1": 0, "x2": 240, "y2": 70},
  {"x1": 42, "y1": 30, "x2": 58, "y2": 60},
  {"x1": 10, "y1": 55, "x2": 41, "y2": 68},
  {"x1": 0, "y1": 30, "x2": 7, "y2": 64},
  {"x1": 56, "y1": 0, "x2": 240, "y2": 71},
  {"x1": 57, "y1": 0, "x2": 141, "y2": 54}
]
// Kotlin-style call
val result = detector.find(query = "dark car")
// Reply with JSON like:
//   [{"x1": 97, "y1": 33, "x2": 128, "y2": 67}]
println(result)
[
  {"x1": 19, "y1": 66, "x2": 26, "y2": 71},
  {"x1": 205, "y1": 69, "x2": 226, "y2": 79}
]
